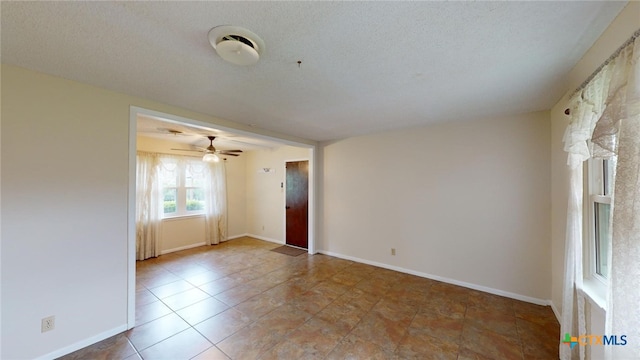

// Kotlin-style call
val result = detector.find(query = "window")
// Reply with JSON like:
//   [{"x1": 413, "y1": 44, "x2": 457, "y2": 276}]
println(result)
[
  {"x1": 159, "y1": 157, "x2": 206, "y2": 217},
  {"x1": 587, "y1": 157, "x2": 615, "y2": 280}
]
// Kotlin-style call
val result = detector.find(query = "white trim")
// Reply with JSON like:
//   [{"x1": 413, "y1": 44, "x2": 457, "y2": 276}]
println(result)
[
  {"x1": 160, "y1": 233, "x2": 288, "y2": 245},
  {"x1": 34, "y1": 325, "x2": 127, "y2": 360},
  {"x1": 160, "y1": 242, "x2": 207, "y2": 255},
  {"x1": 309, "y1": 148, "x2": 317, "y2": 255},
  {"x1": 129, "y1": 106, "x2": 315, "y2": 149},
  {"x1": 318, "y1": 249, "x2": 551, "y2": 306},
  {"x1": 586, "y1": 158, "x2": 612, "y2": 284},
  {"x1": 160, "y1": 235, "x2": 247, "y2": 255},
  {"x1": 580, "y1": 278, "x2": 607, "y2": 311},
  {"x1": 226, "y1": 233, "x2": 249, "y2": 241},
  {"x1": 246, "y1": 233, "x2": 285, "y2": 245},
  {"x1": 162, "y1": 214, "x2": 205, "y2": 222},
  {"x1": 549, "y1": 301, "x2": 561, "y2": 323},
  {"x1": 127, "y1": 108, "x2": 137, "y2": 330},
  {"x1": 591, "y1": 195, "x2": 611, "y2": 204}
]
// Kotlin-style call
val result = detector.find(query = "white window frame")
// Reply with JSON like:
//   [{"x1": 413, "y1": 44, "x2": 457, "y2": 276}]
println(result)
[
  {"x1": 583, "y1": 156, "x2": 613, "y2": 307},
  {"x1": 160, "y1": 158, "x2": 206, "y2": 219}
]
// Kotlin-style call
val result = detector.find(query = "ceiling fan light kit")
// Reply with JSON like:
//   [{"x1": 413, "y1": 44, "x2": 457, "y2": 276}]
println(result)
[
  {"x1": 205, "y1": 136, "x2": 242, "y2": 162},
  {"x1": 202, "y1": 152, "x2": 220, "y2": 163},
  {"x1": 171, "y1": 136, "x2": 243, "y2": 161},
  {"x1": 208, "y1": 25, "x2": 265, "y2": 66}
]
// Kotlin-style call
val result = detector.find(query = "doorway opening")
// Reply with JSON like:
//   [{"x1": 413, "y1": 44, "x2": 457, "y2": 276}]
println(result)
[{"x1": 127, "y1": 106, "x2": 317, "y2": 328}]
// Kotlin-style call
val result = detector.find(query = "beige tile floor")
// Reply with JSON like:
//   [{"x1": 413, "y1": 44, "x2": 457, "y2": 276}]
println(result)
[{"x1": 58, "y1": 236, "x2": 559, "y2": 360}]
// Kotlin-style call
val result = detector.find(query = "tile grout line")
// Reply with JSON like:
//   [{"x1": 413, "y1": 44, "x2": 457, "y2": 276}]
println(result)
[{"x1": 253, "y1": 265, "x2": 367, "y2": 359}]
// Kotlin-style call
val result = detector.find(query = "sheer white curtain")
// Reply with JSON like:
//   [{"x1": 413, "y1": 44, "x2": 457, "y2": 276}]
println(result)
[
  {"x1": 560, "y1": 94, "x2": 595, "y2": 360},
  {"x1": 136, "y1": 152, "x2": 162, "y2": 260},
  {"x1": 562, "y1": 36, "x2": 639, "y2": 359},
  {"x1": 560, "y1": 62, "x2": 613, "y2": 360},
  {"x1": 204, "y1": 161, "x2": 227, "y2": 245},
  {"x1": 601, "y1": 38, "x2": 640, "y2": 360}
]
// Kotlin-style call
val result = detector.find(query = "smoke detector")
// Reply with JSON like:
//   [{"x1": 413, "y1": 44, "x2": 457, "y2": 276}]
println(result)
[{"x1": 208, "y1": 25, "x2": 265, "y2": 66}]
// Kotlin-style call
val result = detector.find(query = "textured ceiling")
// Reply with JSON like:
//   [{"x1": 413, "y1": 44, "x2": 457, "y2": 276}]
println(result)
[
  {"x1": 1, "y1": 1, "x2": 627, "y2": 142},
  {"x1": 137, "y1": 114, "x2": 285, "y2": 151}
]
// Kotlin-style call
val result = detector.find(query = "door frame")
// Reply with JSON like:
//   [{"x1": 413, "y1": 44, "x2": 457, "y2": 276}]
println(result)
[
  {"x1": 283, "y1": 159, "x2": 311, "y2": 250},
  {"x1": 127, "y1": 106, "x2": 317, "y2": 329}
]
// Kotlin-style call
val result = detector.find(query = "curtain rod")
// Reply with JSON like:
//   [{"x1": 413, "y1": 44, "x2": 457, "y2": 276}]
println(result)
[{"x1": 569, "y1": 27, "x2": 640, "y2": 99}]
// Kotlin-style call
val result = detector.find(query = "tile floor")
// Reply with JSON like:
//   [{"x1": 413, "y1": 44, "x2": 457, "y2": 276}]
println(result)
[{"x1": 59, "y1": 237, "x2": 559, "y2": 360}]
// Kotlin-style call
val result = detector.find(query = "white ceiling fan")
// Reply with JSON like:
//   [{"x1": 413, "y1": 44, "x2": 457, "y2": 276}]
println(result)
[{"x1": 172, "y1": 136, "x2": 242, "y2": 162}]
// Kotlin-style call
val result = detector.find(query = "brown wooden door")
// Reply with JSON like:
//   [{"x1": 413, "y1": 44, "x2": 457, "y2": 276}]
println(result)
[{"x1": 285, "y1": 161, "x2": 308, "y2": 249}]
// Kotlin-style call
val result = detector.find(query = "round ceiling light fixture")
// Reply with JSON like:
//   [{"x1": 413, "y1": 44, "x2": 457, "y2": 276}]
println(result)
[{"x1": 208, "y1": 25, "x2": 265, "y2": 66}]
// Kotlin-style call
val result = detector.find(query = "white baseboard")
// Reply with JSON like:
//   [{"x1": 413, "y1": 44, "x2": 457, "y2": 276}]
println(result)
[
  {"x1": 549, "y1": 300, "x2": 561, "y2": 322},
  {"x1": 245, "y1": 234, "x2": 284, "y2": 245},
  {"x1": 318, "y1": 249, "x2": 551, "y2": 307},
  {"x1": 158, "y1": 234, "x2": 278, "y2": 253},
  {"x1": 35, "y1": 324, "x2": 127, "y2": 360},
  {"x1": 160, "y1": 242, "x2": 206, "y2": 255}
]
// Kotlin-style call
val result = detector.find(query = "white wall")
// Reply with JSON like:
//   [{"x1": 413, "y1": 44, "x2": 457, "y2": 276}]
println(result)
[
  {"x1": 136, "y1": 136, "x2": 248, "y2": 252},
  {"x1": 321, "y1": 112, "x2": 551, "y2": 301},
  {"x1": 0, "y1": 65, "x2": 311, "y2": 359},
  {"x1": 550, "y1": 1, "x2": 639, "y2": 333},
  {"x1": 245, "y1": 146, "x2": 311, "y2": 243}
]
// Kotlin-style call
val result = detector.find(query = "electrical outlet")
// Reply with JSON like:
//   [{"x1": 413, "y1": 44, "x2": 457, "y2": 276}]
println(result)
[
  {"x1": 391, "y1": 248, "x2": 396, "y2": 256},
  {"x1": 41, "y1": 316, "x2": 55, "y2": 333},
  {"x1": 262, "y1": 225, "x2": 265, "y2": 231}
]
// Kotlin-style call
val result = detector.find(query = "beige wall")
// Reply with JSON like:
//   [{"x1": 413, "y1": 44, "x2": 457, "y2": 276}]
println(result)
[
  {"x1": 321, "y1": 112, "x2": 551, "y2": 302},
  {"x1": 226, "y1": 150, "x2": 248, "y2": 239},
  {"x1": 0, "y1": 65, "x2": 310, "y2": 360},
  {"x1": 550, "y1": 98, "x2": 571, "y2": 316},
  {"x1": 549, "y1": 0, "x2": 639, "y2": 329},
  {"x1": 160, "y1": 217, "x2": 206, "y2": 252},
  {"x1": 244, "y1": 146, "x2": 311, "y2": 243},
  {"x1": 2, "y1": 66, "x2": 129, "y2": 360}
]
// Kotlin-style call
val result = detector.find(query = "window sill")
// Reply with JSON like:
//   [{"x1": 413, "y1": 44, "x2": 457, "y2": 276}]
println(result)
[
  {"x1": 162, "y1": 214, "x2": 205, "y2": 221},
  {"x1": 579, "y1": 278, "x2": 607, "y2": 311}
]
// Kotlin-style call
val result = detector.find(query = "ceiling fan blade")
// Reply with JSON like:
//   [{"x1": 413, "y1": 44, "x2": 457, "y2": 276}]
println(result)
[
  {"x1": 170, "y1": 148, "x2": 202, "y2": 152},
  {"x1": 221, "y1": 149, "x2": 243, "y2": 152},
  {"x1": 218, "y1": 152, "x2": 239, "y2": 156}
]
